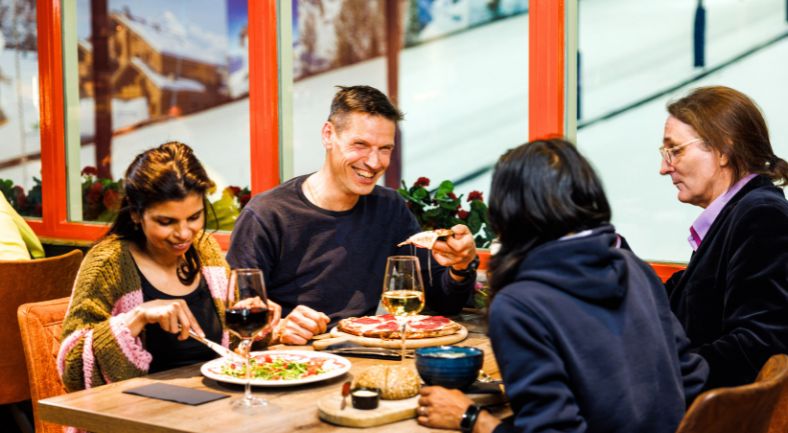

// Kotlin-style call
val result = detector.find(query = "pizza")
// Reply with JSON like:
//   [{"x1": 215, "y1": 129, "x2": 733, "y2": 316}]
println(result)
[{"x1": 337, "y1": 314, "x2": 462, "y2": 339}]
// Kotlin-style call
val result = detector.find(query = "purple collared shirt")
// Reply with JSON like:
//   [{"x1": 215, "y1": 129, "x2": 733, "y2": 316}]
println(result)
[{"x1": 688, "y1": 173, "x2": 757, "y2": 250}]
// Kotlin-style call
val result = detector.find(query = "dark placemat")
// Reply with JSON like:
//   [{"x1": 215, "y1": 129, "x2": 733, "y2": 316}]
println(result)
[{"x1": 123, "y1": 383, "x2": 229, "y2": 405}]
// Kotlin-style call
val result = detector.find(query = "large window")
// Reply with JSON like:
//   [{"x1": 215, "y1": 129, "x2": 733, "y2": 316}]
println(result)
[
  {"x1": 576, "y1": 0, "x2": 788, "y2": 261},
  {"x1": 65, "y1": 0, "x2": 251, "y2": 229},
  {"x1": 0, "y1": 0, "x2": 41, "y2": 217},
  {"x1": 286, "y1": 0, "x2": 529, "y2": 206}
]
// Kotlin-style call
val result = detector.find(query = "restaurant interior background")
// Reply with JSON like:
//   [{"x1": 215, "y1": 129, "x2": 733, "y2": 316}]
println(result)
[{"x1": 0, "y1": 0, "x2": 786, "y2": 263}]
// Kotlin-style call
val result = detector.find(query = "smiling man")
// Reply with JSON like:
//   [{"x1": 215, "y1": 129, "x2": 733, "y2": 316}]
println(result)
[{"x1": 227, "y1": 86, "x2": 477, "y2": 345}]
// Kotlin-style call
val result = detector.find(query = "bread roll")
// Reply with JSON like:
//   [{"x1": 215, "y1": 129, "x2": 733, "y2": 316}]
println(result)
[{"x1": 354, "y1": 365, "x2": 420, "y2": 400}]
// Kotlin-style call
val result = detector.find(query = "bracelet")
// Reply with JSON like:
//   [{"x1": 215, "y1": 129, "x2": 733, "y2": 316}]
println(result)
[{"x1": 460, "y1": 404, "x2": 482, "y2": 433}]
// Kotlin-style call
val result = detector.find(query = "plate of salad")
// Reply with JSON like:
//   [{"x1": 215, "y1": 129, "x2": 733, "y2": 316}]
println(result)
[{"x1": 200, "y1": 350, "x2": 352, "y2": 387}]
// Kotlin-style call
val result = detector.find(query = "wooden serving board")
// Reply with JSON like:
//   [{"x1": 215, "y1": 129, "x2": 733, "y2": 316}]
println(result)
[
  {"x1": 318, "y1": 395, "x2": 419, "y2": 428},
  {"x1": 317, "y1": 389, "x2": 505, "y2": 428},
  {"x1": 318, "y1": 325, "x2": 468, "y2": 350}
]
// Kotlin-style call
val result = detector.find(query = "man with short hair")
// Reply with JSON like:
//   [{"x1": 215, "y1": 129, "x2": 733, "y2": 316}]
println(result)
[{"x1": 227, "y1": 85, "x2": 477, "y2": 344}]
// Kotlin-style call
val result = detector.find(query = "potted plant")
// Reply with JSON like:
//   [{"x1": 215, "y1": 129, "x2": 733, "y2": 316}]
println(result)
[{"x1": 398, "y1": 177, "x2": 493, "y2": 309}]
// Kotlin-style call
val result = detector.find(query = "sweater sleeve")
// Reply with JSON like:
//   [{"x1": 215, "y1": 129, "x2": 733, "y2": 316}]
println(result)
[
  {"x1": 698, "y1": 202, "x2": 788, "y2": 388},
  {"x1": 488, "y1": 292, "x2": 587, "y2": 433},
  {"x1": 58, "y1": 246, "x2": 151, "y2": 391}
]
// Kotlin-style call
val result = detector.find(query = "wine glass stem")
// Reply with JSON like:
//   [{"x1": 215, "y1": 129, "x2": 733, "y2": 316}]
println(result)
[
  {"x1": 400, "y1": 320, "x2": 407, "y2": 361},
  {"x1": 241, "y1": 339, "x2": 253, "y2": 402}
]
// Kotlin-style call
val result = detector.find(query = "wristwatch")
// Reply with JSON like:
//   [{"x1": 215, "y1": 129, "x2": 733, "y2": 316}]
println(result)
[
  {"x1": 450, "y1": 255, "x2": 480, "y2": 281},
  {"x1": 460, "y1": 404, "x2": 482, "y2": 433}
]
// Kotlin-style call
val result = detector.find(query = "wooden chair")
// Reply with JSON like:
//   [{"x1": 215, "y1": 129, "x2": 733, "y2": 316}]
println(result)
[
  {"x1": 675, "y1": 354, "x2": 788, "y2": 433},
  {"x1": 17, "y1": 297, "x2": 71, "y2": 433},
  {"x1": 0, "y1": 250, "x2": 82, "y2": 430}
]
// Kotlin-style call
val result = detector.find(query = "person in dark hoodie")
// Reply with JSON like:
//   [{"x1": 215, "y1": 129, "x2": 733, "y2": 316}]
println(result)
[{"x1": 416, "y1": 139, "x2": 708, "y2": 433}]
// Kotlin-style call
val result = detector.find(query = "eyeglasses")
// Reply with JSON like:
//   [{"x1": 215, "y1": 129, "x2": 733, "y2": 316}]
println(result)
[{"x1": 658, "y1": 138, "x2": 703, "y2": 164}]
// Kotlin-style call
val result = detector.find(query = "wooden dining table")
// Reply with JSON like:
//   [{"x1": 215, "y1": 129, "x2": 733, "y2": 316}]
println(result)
[{"x1": 38, "y1": 314, "x2": 506, "y2": 433}]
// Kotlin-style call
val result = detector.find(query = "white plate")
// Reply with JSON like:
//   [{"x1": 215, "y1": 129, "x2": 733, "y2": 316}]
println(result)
[{"x1": 200, "y1": 350, "x2": 351, "y2": 387}]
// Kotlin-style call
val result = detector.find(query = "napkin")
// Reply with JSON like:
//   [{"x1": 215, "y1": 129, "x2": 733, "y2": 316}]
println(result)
[{"x1": 123, "y1": 383, "x2": 229, "y2": 405}]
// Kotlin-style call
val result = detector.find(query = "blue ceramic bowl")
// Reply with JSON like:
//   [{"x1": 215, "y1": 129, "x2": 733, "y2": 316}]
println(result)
[{"x1": 415, "y1": 346, "x2": 483, "y2": 390}]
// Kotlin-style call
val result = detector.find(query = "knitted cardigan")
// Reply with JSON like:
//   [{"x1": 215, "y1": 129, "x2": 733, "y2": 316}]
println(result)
[{"x1": 57, "y1": 233, "x2": 230, "y2": 392}]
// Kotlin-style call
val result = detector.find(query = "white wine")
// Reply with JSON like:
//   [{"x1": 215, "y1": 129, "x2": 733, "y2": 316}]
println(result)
[{"x1": 382, "y1": 290, "x2": 425, "y2": 316}]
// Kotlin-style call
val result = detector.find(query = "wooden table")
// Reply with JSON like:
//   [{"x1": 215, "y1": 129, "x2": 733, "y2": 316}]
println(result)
[{"x1": 39, "y1": 325, "x2": 502, "y2": 433}]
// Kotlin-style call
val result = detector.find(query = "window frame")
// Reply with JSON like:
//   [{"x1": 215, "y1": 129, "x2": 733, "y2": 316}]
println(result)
[{"x1": 29, "y1": 0, "x2": 566, "y2": 248}]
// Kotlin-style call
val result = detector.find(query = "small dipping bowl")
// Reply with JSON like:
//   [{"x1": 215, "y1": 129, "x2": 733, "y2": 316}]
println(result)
[
  {"x1": 351, "y1": 387, "x2": 380, "y2": 410},
  {"x1": 415, "y1": 346, "x2": 484, "y2": 390}
]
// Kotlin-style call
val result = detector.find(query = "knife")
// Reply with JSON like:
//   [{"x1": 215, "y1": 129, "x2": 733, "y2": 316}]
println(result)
[
  {"x1": 188, "y1": 329, "x2": 246, "y2": 362},
  {"x1": 322, "y1": 346, "x2": 414, "y2": 360}
]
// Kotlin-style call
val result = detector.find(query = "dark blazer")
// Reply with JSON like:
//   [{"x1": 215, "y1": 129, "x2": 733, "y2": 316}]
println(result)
[{"x1": 666, "y1": 175, "x2": 788, "y2": 388}]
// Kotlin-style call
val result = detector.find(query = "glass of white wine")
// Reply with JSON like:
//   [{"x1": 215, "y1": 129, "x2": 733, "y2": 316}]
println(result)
[{"x1": 382, "y1": 255, "x2": 425, "y2": 360}]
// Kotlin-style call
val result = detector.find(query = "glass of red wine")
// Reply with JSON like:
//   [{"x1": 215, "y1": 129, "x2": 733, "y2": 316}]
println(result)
[{"x1": 225, "y1": 268, "x2": 272, "y2": 409}]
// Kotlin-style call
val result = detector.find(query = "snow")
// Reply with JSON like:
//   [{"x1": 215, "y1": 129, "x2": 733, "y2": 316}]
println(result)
[
  {"x1": 130, "y1": 57, "x2": 206, "y2": 92},
  {"x1": 112, "y1": 11, "x2": 227, "y2": 67},
  {"x1": 78, "y1": 97, "x2": 150, "y2": 140},
  {"x1": 2, "y1": 0, "x2": 788, "y2": 262}
]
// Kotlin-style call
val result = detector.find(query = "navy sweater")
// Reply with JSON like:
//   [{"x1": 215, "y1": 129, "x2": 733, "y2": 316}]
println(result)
[
  {"x1": 226, "y1": 175, "x2": 473, "y2": 326},
  {"x1": 490, "y1": 225, "x2": 708, "y2": 433}
]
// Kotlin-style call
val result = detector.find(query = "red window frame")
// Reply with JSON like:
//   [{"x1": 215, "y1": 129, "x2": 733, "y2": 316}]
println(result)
[{"x1": 30, "y1": 1, "x2": 565, "y2": 248}]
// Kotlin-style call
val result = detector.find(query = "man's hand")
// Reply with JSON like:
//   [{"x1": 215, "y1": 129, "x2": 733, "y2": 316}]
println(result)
[
  {"x1": 416, "y1": 386, "x2": 473, "y2": 429},
  {"x1": 277, "y1": 305, "x2": 330, "y2": 345},
  {"x1": 432, "y1": 224, "x2": 477, "y2": 279}
]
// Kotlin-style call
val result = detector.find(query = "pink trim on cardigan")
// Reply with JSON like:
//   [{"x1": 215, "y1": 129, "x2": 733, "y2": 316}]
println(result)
[
  {"x1": 203, "y1": 266, "x2": 229, "y2": 302},
  {"x1": 109, "y1": 314, "x2": 152, "y2": 371},
  {"x1": 82, "y1": 330, "x2": 94, "y2": 389},
  {"x1": 57, "y1": 329, "x2": 89, "y2": 377},
  {"x1": 111, "y1": 289, "x2": 143, "y2": 315}
]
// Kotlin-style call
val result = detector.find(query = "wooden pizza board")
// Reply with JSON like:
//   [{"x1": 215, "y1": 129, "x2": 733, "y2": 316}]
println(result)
[
  {"x1": 317, "y1": 389, "x2": 505, "y2": 428},
  {"x1": 319, "y1": 325, "x2": 468, "y2": 350}
]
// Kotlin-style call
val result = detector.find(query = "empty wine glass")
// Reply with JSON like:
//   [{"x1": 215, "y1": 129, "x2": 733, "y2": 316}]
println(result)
[
  {"x1": 381, "y1": 256, "x2": 425, "y2": 360},
  {"x1": 225, "y1": 268, "x2": 273, "y2": 409}
]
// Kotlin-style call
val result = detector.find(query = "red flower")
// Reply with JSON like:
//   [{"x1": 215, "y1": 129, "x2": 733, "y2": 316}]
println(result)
[
  {"x1": 103, "y1": 189, "x2": 122, "y2": 212},
  {"x1": 239, "y1": 193, "x2": 251, "y2": 208},
  {"x1": 447, "y1": 192, "x2": 457, "y2": 200},
  {"x1": 457, "y1": 209, "x2": 470, "y2": 220},
  {"x1": 414, "y1": 177, "x2": 430, "y2": 188},
  {"x1": 81, "y1": 166, "x2": 99, "y2": 177},
  {"x1": 467, "y1": 191, "x2": 484, "y2": 202},
  {"x1": 12, "y1": 186, "x2": 26, "y2": 209},
  {"x1": 87, "y1": 181, "x2": 103, "y2": 205}
]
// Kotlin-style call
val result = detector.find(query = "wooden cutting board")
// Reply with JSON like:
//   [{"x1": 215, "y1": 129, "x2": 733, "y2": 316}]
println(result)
[
  {"x1": 315, "y1": 325, "x2": 468, "y2": 350},
  {"x1": 317, "y1": 389, "x2": 504, "y2": 428}
]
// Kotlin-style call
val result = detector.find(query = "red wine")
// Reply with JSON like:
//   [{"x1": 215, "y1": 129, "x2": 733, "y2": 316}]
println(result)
[{"x1": 225, "y1": 307, "x2": 269, "y2": 338}]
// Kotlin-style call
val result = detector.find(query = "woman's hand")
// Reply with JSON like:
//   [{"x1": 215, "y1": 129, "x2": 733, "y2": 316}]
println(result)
[
  {"x1": 124, "y1": 299, "x2": 204, "y2": 340},
  {"x1": 416, "y1": 386, "x2": 474, "y2": 429}
]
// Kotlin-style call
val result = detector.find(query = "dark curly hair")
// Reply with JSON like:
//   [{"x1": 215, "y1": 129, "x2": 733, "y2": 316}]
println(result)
[{"x1": 107, "y1": 141, "x2": 215, "y2": 285}]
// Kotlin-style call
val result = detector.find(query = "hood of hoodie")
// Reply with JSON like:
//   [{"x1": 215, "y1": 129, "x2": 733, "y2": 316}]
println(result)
[{"x1": 513, "y1": 224, "x2": 628, "y2": 304}]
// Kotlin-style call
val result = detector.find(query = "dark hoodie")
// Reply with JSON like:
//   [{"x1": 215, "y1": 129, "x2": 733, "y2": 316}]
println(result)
[{"x1": 490, "y1": 225, "x2": 708, "y2": 433}]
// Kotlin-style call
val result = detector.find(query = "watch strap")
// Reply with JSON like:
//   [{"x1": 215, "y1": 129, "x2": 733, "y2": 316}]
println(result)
[
  {"x1": 460, "y1": 403, "x2": 482, "y2": 433},
  {"x1": 450, "y1": 255, "x2": 480, "y2": 280}
]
